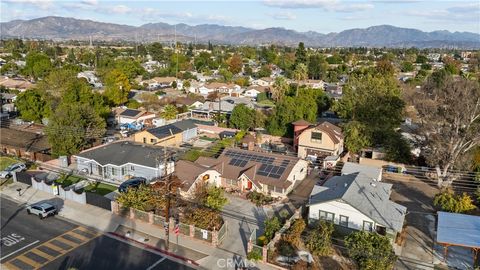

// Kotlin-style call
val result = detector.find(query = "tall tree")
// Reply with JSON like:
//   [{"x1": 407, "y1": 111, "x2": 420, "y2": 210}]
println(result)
[
  {"x1": 272, "y1": 77, "x2": 289, "y2": 102},
  {"x1": 294, "y1": 42, "x2": 307, "y2": 66},
  {"x1": 293, "y1": 63, "x2": 308, "y2": 96},
  {"x1": 15, "y1": 89, "x2": 51, "y2": 123},
  {"x1": 414, "y1": 75, "x2": 480, "y2": 187},
  {"x1": 229, "y1": 104, "x2": 255, "y2": 130},
  {"x1": 227, "y1": 54, "x2": 243, "y2": 74},
  {"x1": 345, "y1": 231, "x2": 397, "y2": 270},
  {"x1": 161, "y1": 104, "x2": 178, "y2": 120},
  {"x1": 23, "y1": 52, "x2": 53, "y2": 79},
  {"x1": 46, "y1": 103, "x2": 106, "y2": 156},
  {"x1": 103, "y1": 69, "x2": 130, "y2": 106}
]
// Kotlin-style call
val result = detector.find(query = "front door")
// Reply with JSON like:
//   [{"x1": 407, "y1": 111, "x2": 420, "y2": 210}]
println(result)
[{"x1": 247, "y1": 180, "x2": 252, "y2": 190}]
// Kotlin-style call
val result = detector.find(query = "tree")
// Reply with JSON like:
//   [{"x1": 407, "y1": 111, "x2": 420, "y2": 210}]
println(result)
[
  {"x1": 229, "y1": 104, "x2": 255, "y2": 130},
  {"x1": 308, "y1": 54, "x2": 328, "y2": 80},
  {"x1": 401, "y1": 61, "x2": 414, "y2": 72},
  {"x1": 295, "y1": 42, "x2": 307, "y2": 66},
  {"x1": 264, "y1": 216, "x2": 281, "y2": 241},
  {"x1": 305, "y1": 220, "x2": 334, "y2": 256},
  {"x1": 433, "y1": 189, "x2": 476, "y2": 213},
  {"x1": 227, "y1": 54, "x2": 243, "y2": 74},
  {"x1": 293, "y1": 63, "x2": 308, "y2": 96},
  {"x1": 376, "y1": 59, "x2": 395, "y2": 76},
  {"x1": 104, "y1": 69, "x2": 130, "y2": 106},
  {"x1": 283, "y1": 219, "x2": 306, "y2": 248},
  {"x1": 161, "y1": 104, "x2": 178, "y2": 120},
  {"x1": 256, "y1": 64, "x2": 272, "y2": 78},
  {"x1": 333, "y1": 74, "x2": 405, "y2": 156},
  {"x1": 205, "y1": 186, "x2": 228, "y2": 211},
  {"x1": 15, "y1": 89, "x2": 51, "y2": 123},
  {"x1": 24, "y1": 52, "x2": 53, "y2": 79},
  {"x1": 46, "y1": 103, "x2": 106, "y2": 156},
  {"x1": 115, "y1": 59, "x2": 145, "y2": 80},
  {"x1": 414, "y1": 75, "x2": 480, "y2": 187},
  {"x1": 345, "y1": 231, "x2": 397, "y2": 270},
  {"x1": 271, "y1": 77, "x2": 289, "y2": 102},
  {"x1": 116, "y1": 184, "x2": 155, "y2": 211}
]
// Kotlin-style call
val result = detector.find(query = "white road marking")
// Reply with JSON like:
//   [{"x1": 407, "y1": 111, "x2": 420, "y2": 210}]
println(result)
[
  {"x1": 0, "y1": 240, "x2": 40, "y2": 261},
  {"x1": 146, "y1": 257, "x2": 166, "y2": 270}
]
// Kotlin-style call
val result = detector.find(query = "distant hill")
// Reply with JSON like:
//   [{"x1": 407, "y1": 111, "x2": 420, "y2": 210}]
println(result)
[{"x1": 1, "y1": 16, "x2": 479, "y2": 48}]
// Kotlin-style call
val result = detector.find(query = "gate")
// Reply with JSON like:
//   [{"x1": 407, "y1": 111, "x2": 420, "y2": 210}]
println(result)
[{"x1": 14, "y1": 172, "x2": 32, "y2": 185}]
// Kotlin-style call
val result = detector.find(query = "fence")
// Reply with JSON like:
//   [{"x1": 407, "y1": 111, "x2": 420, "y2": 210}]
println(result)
[
  {"x1": 85, "y1": 192, "x2": 112, "y2": 211},
  {"x1": 111, "y1": 201, "x2": 227, "y2": 247},
  {"x1": 248, "y1": 228, "x2": 267, "y2": 262},
  {"x1": 13, "y1": 172, "x2": 32, "y2": 185}
]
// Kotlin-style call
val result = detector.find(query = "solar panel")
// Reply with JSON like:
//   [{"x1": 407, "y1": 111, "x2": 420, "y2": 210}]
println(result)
[
  {"x1": 257, "y1": 171, "x2": 269, "y2": 176},
  {"x1": 277, "y1": 167, "x2": 285, "y2": 175},
  {"x1": 238, "y1": 160, "x2": 248, "y2": 167}
]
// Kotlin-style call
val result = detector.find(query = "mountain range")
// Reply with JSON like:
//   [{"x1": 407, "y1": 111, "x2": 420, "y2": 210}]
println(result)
[{"x1": 1, "y1": 16, "x2": 479, "y2": 48}]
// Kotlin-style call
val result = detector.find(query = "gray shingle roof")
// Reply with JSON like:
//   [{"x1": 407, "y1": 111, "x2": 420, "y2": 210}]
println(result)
[
  {"x1": 171, "y1": 119, "x2": 197, "y2": 131},
  {"x1": 341, "y1": 162, "x2": 382, "y2": 181},
  {"x1": 75, "y1": 141, "x2": 166, "y2": 168},
  {"x1": 309, "y1": 173, "x2": 406, "y2": 232}
]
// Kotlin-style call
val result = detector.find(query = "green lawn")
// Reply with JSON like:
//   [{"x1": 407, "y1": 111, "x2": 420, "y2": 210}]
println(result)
[
  {"x1": 0, "y1": 157, "x2": 19, "y2": 171},
  {"x1": 257, "y1": 100, "x2": 276, "y2": 107},
  {"x1": 84, "y1": 182, "x2": 118, "y2": 195}
]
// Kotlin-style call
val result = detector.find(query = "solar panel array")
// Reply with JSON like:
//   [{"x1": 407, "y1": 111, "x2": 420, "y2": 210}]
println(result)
[{"x1": 224, "y1": 150, "x2": 291, "y2": 179}]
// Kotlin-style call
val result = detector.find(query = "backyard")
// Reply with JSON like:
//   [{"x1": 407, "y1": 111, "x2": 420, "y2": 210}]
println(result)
[
  {"x1": 84, "y1": 182, "x2": 118, "y2": 195},
  {"x1": 0, "y1": 156, "x2": 20, "y2": 170}
]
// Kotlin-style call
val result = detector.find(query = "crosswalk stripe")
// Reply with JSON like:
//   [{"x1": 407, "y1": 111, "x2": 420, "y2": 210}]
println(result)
[
  {"x1": 42, "y1": 242, "x2": 65, "y2": 253},
  {"x1": 69, "y1": 231, "x2": 92, "y2": 241},
  {"x1": 13, "y1": 255, "x2": 41, "y2": 268},
  {"x1": 31, "y1": 248, "x2": 55, "y2": 260}
]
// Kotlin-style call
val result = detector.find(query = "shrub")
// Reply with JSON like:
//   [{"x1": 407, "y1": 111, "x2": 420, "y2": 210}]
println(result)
[
  {"x1": 257, "y1": 235, "x2": 267, "y2": 246},
  {"x1": 182, "y1": 206, "x2": 223, "y2": 230},
  {"x1": 264, "y1": 216, "x2": 281, "y2": 241},
  {"x1": 247, "y1": 249, "x2": 262, "y2": 261},
  {"x1": 283, "y1": 219, "x2": 306, "y2": 248},
  {"x1": 434, "y1": 188, "x2": 476, "y2": 213},
  {"x1": 277, "y1": 239, "x2": 296, "y2": 257},
  {"x1": 246, "y1": 191, "x2": 274, "y2": 206},
  {"x1": 305, "y1": 220, "x2": 334, "y2": 256},
  {"x1": 205, "y1": 186, "x2": 228, "y2": 211},
  {"x1": 345, "y1": 231, "x2": 397, "y2": 270}
]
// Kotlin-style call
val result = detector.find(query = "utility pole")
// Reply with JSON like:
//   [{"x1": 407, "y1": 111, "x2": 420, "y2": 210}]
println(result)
[{"x1": 163, "y1": 147, "x2": 173, "y2": 251}]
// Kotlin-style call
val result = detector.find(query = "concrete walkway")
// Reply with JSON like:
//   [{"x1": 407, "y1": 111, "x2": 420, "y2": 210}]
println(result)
[{"x1": 1, "y1": 182, "x2": 281, "y2": 270}]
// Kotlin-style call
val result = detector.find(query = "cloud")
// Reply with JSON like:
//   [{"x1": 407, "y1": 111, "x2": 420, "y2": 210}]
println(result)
[
  {"x1": 271, "y1": 11, "x2": 297, "y2": 20},
  {"x1": 80, "y1": 0, "x2": 98, "y2": 6},
  {"x1": 263, "y1": 0, "x2": 373, "y2": 12},
  {"x1": 112, "y1": 5, "x2": 132, "y2": 14},
  {"x1": 406, "y1": 3, "x2": 480, "y2": 22},
  {"x1": 2, "y1": 0, "x2": 53, "y2": 10},
  {"x1": 263, "y1": 0, "x2": 338, "y2": 9}
]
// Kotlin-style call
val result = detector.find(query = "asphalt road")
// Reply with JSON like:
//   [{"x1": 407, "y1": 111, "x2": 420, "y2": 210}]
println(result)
[
  {"x1": 1, "y1": 196, "x2": 196, "y2": 270},
  {"x1": 0, "y1": 196, "x2": 76, "y2": 263},
  {"x1": 41, "y1": 235, "x2": 197, "y2": 270}
]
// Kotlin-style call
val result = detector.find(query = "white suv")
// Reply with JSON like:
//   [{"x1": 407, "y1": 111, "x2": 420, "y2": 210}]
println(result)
[
  {"x1": 26, "y1": 202, "x2": 57, "y2": 219},
  {"x1": 0, "y1": 163, "x2": 27, "y2": 178}
]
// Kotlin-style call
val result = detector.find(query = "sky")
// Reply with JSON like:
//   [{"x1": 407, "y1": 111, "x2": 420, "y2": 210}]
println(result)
[{"x1": 1, "y1": 0, "x2": 479, "y2": 34}]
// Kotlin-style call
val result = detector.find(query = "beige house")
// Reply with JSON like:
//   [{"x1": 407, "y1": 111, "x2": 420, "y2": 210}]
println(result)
[{"x1": 293, "y1": 120, "x2": 344, "y2": 160}]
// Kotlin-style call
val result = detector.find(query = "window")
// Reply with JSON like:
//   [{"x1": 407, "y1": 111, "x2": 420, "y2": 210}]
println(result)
[
  {"x1": 339, "y1": 215, "x2": 349, "y2": 227},
  {"x1": 319, "y1": 210, "x2": 334, "y2": 222},
  {"x1": 121, "y1": 167, "x2": 126, "y2": 176},
  {"x1": 143, "y1": 137, "x2": 146, "y2": 143},
  {"x1": 130, "y1": 166, "x2": 135, "y2": 171},
  {"x1": 311, "y1": 132, "x2": 322, "y2": 142},
  {"x1": 363, "y1": 221, "x2": 373, "y2": 232},
  {"x1": 150, "y1": 138, "x2": 157, "y2": 143},
  {"x1": 111, "y1": 167, "x2": 116, "y2": 176}
]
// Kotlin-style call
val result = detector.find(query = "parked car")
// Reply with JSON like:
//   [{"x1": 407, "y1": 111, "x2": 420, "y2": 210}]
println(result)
[
  {"x1": 0, "y1": 163, "x2": 26, "y2": 178},
  {"x1": 26, "y1": 202, "x2": 57, "y2": 219},
  {"x1": 118, "y1": 177, "x2": 147, "y2": 193}
]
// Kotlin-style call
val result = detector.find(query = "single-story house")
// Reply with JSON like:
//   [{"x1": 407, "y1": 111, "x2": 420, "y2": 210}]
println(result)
[
  {"x1": 190, "y1": 97, "x2": 255, "y2": 119},
  {"x1": 133, "y1": 119, "x2": 198, "y2": 146},
  {"x1": 0, "y1": 76, "x2": 34, "y2": 92},
  {"x1": 175, "y1": 160, "x2": 222, "y2": 198},
  {"x1": 115, "y1": 108, "x2": 156, "y2": 126},
  {"x1": 244, "y1": 86, "x2": 267, "y2": 98},
  {"x1": 192, "y1": 147, "x2": 309, "y2": 198},
  {"x1": 251, "y1": 77, "x2": 274, "y2": 87},
  {"x1": 0, "y1": 128, "x2": 52, "y2": 161},
  {"x1": 74, "y1": 141, "x2": 174, "y2": 183},
  {"x1": 308, "y1": 172, "x2": 406, "y2": 240},
  {"x1": 1, "y1": 93, "x2": 17, "y2": 112},
  {"x1": 293, "y1": 120, "x2": 344, "y2": 160},
  {"x1": 341, "y1": 162, "x2": 382, "y2": 181},
  {"x1": 175, "y1": 97, "x2": 204, "y2": 109},
  {"x1": 305, "y1": 80, "x2": 325, "y2": 89}
]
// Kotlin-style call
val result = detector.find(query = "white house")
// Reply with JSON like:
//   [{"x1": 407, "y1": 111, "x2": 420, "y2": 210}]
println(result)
[
  {"x1": 244, "y1": 88, "x2": 261, "y2": 98},
  {"x1": 308, "y1": 173, "x2": 406, "y2": 240},
  {"x1": 115, "y1": 108, "x2": 156, "y2": 125},
  {"x1": 251, "y1": 77, "x2": 274, "y2": 87}
]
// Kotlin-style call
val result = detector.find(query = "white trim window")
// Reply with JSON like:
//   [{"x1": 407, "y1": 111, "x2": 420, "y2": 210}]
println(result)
[
  {"x1": 339, "y1": 215, "x2": 349, "y2": 227},
  {"x1": 363, "y1": 221, "x2": 373, "y2": 232},
  {"x1": 319, "y1": 210, "x2": 334, "y2": 222}
]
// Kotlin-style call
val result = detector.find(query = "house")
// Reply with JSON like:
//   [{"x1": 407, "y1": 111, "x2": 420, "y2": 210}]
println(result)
[
  {"x1": 115, "y1": 108, "x2": 156, "y2": 126},
  {"x1": 175, "y1": 97, "x2": 204, "y2": 109},
  {"x1": 190, "y1": 97, "x2": 255, "y2": 119},
  {"x1": 0, "y1": 128, "x2": 52, "y2": 162},
  {"x1": 142, "y1": 60, "x2": 167, "y2": 73},
  {"x1": 133, "y1": 119, "x2": 198, "y2": 146},
  {"x1": 192, "y1": 148, "x2": 309, "y2": 198},
  {"x1": 308, "y1": 173, "x2": 406, "y2": 240},
  {"x1": 251, "y1": 77, "x2": 274, "y2": 87},
  {"x1": 77, "y1": 71, "x2": 102, "y2": 88},
  {"x1": 293, "y1": 120, "x2": 344, "y2": 160},
  {"x1": 0, "y1": 77, "x2": 34, "y2": 92},
  {"x1": 152, "y1": 77, "x2": 177, "y2": 88},
  {"x1": 74, "y1": 141, "x2": 174, "y2": 183},
  {"x1": 305, "y1": 80, "x2": 325, "y2": 89},
  {"x1": 1, "y1": 93, "x2": 17, "y2": 113},
  {"x1": 341, "y1": 162, "x2": 382, "y2": 181},
  {"x1": 175, "y1": 160, "x2": 222, "y2": 198},
  {"x1": 199, "y1": 82, "x2": 241, "y2": 96},
  {"x1": 244, "y1": 86, "x2": 269, "y2": 98}
]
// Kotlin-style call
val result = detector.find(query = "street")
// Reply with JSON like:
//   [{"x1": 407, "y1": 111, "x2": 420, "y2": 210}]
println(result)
[{"x1": 1, "y1": 196, "x2": 196, "y2": 270}]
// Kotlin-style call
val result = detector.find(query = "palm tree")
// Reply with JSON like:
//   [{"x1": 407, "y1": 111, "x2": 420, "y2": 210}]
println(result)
[
  {"x1": 161, "y1": 104, "x2": 178, "y2": 120},
  {"x1": 272, "y1": 77, "x2": 289, "y2": 102},
  {"x1": 293, "y1": 63, "x2": 308, "y2": 97}
]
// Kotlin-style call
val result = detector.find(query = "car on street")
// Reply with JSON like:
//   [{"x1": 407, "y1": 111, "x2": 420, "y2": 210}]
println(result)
[
  {"x1": 0, "y1": 163, "x2": 26, "y2": 178},
  {"x1": 118, "y1": 177, "x2": 147, "y2": 193},
  {"x1": 26, "y1": 202, "x2": 58, "y2": 219}
]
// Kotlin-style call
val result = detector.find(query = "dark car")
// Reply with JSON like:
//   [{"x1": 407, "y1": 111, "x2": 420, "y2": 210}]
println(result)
[{"x1": 118, "y1": 177, "x2": 147, "y2": 193}]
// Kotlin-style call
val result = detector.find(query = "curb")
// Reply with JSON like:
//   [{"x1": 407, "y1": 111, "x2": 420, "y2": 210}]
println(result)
[{"x1": 107, "y1": 232, "x2": 200, "y2": 267}]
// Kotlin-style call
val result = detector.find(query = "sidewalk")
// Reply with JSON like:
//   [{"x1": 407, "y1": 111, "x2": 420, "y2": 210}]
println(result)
[{"x1": 1, "y1": 182, "x2": 282, "y2": 270}]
